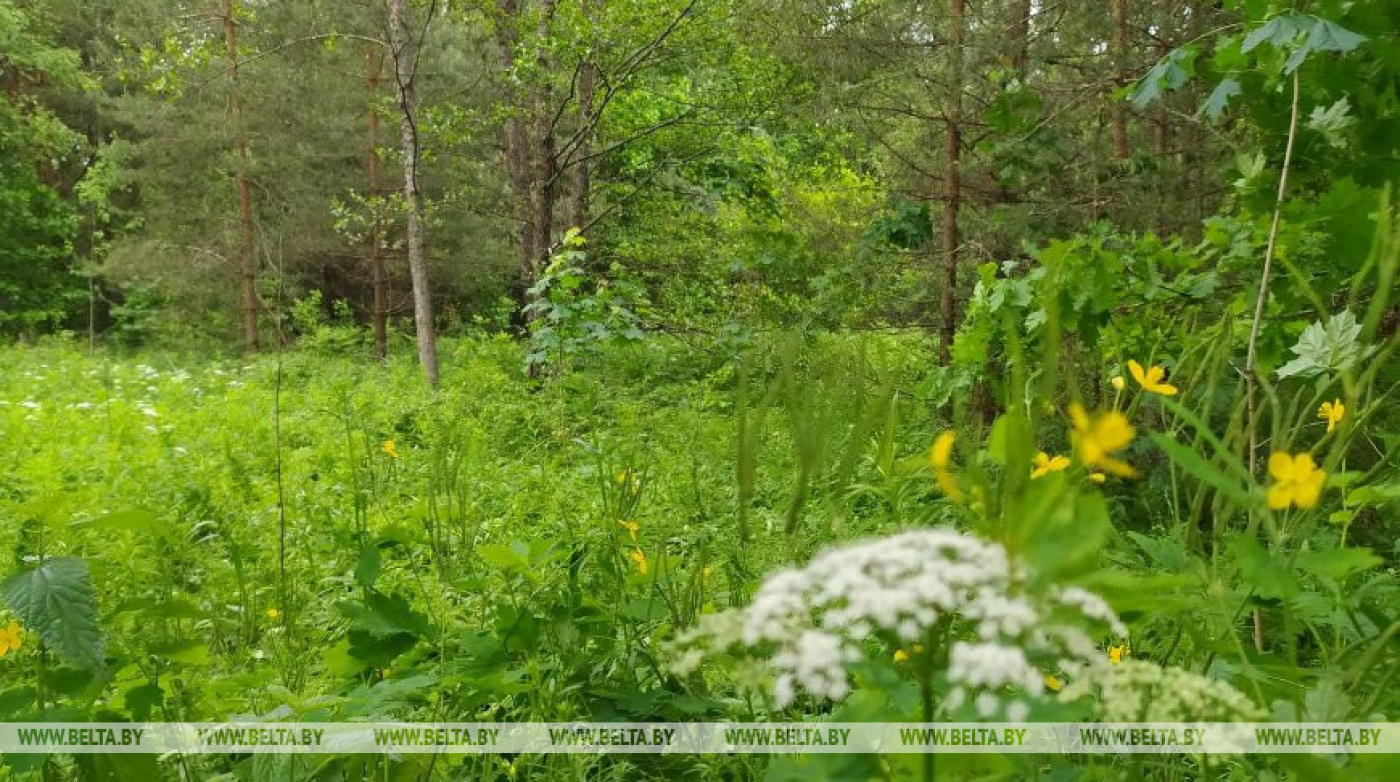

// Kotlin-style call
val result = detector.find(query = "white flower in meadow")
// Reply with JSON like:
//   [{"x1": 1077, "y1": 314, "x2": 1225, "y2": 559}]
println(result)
[
  {"x1": 669, "y1": 528, "x2": 1127, "y2": 712},
  {"x1": 1006, "y1": 700, "x2": 1030, "y2": 722}
]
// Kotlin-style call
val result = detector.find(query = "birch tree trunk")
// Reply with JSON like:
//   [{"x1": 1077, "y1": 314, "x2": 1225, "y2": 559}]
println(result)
[
  {"x1": 221, "y1": 0, "x2": 258, "y2": 351},
  {"x1": 388, "y1": 0, "x2": 440, "y2": 386}
]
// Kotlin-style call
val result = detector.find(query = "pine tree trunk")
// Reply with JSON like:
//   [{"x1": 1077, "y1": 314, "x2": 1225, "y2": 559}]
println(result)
[
  {"x1": 937, "y1": 0, "x2": 965, "y2": 366},
  {"x1": 367, "y1": 46, "x2": 388, "y2": 362},
  {"x1": 388, "y1": 0, "x2": 439, "y2": 386},
  {"x1": 1009, "y1": 0, "x2": 1031, "y2": 75},
  {"x1": 222, "y1": 0, "x2": 258, "y2": 351},
  {"x1": 1111, "y1": 0, "x2": 1129, "y2": 160}
]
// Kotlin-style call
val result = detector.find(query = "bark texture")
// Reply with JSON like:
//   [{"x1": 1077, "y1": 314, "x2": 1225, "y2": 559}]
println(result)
[{"x1": 388, "y1": 0, "x2": 440, "y2": 386}]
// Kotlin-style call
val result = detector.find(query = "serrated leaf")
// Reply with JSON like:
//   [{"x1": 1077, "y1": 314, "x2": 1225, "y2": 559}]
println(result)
[
  {"x1": 1277, "y1": 311, "x2": 1370, "y2": 378},
  {"x1": 1229, "y1": 536, "x2": 1298, "y2": 599},
  {"x1": 1198, "y1": 78, "x2": 1241, "y2": 121},
  {"x1": 1296, "y1": 546, "x2": 1381, "y2": 581},
  {"x1": 1307, "y1": 98, "x2": 1354, "y2": 148},
  {"x1": 337, "y1": 590, "x2": 431, "y2": 638},
  {"x1": 1305, "y1": 18, "x2": 1365, "y2": 54},
  {"x1": 2, "y1": 559, "x2": 104, "y2": 671}
]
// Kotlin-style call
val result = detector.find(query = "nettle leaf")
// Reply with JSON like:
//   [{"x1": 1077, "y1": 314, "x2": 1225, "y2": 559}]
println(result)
[
  {"x1": 1198, "y1": 78, "x2": 1241, "y2": 121},
  {"x1": 2, "y1": 558, "x2": 104, "y2": 671},
  {"x1": 1276, "y1": 311, "x2": 1371, "y2": 379},
  {"x1": 337, "y1": 590, "x2": 431, "y2": 638}
]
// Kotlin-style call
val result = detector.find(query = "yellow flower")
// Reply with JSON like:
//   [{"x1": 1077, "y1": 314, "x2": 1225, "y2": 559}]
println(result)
[
  {"x1": 629, "y1": 548, "x2": 648, "y2": 575},
  {"x1": 0, "y1": 621, "x2": 22, "y2": 657},
  {"x1": 701, "y1": 566, "x2": 713, "y2": 580},
  {"x1": 615, "y1": 469, "x2": 640, "y2": 490},
  {"x1": 1110, "y1": 375, "x2": 1125, "y2": 391},
  {"x1": 893, "y1": 644, "x2": 925, "y2": 663},
  {"x1": 928, "y1": 431, "x2": 964, "y2": 501},
  {"x1": 1089, "y1": 472, "x2": 1107, "y2": 484},
  {"x1": 1069, "y1": 403, "x2": 1136, "y2": 478},
  {"x1": 1108, "y1": 644, "x2": 1128, "y2": 664},
  {"x1": 266, "y1": 608, "x2": 280, "y2": 620},
  {"x1": 616, "y1": 519, "x2": 639, "y2": 543},
  {"x1": 1266, "y1": 452, "x2": 1326, "y2": 510},
  {"x1": 1318, "y1": 399, "x2": 1345, "y2": 433},
  {"x1": 1030, "y1": 451, "x2": 1071, "y2": 479},
  {"x1": 1127, "y1": 360, "x2": 1178, "y2": 396},
  {"x1": 382, "y1": 439, "x2": 399, "y2": 458},
  {"x1": 1044, "y1": 674, "x2": 1063, "y2": 692}
]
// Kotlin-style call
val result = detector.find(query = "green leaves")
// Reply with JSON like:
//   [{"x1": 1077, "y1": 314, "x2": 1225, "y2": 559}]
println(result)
[
  {"x1": 1240, "y1": 13, "x2": 1365, "y2": 74},
  {"x1": 1276, "y1": 311, "x2": 1372, "y2": 379},
  {"x1": 1198, "y1": 78, "x2": 1240, "y2": 122},
  {"x1": 2, "y1": 558, "x2": 104, "y2": 672},
  {"x1": 1129, "y1": 48, "x2": 1195, "y2": 110}
]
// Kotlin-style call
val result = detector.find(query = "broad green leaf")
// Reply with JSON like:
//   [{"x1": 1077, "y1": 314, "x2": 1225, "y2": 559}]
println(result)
[
  {"x1": 337, "y1": 590, "x2": 431, "y2": 638},
  {"x1": 1296, "y1": 547, "x2": 1381, "y2": 581},
  {"x1": 1198, "y1": 78, "x2": 1240, "y2": 121},
  {"x1": 148, "y1": 638, "x2": 211, "y2": 665},
  {"x1": 2, "y1": 558, "x2": 104, "y2": 671},
  {"x1": 70, "y1": 508, "x2": 158, "y2": 532},
  {"x1": 1276, "y1": 311, "x2": 1370, "y2": 378},
  {"x1": 1228, "y1": 536, "x2": 1298, "y2": 599}
]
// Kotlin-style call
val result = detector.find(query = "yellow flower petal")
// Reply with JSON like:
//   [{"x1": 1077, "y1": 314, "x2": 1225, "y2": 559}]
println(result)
[
  {"x1": 1267, "y1": 452, "x2": 1294, "y2": 482},
  {"x1": 930, "y1": 431, "x2": 956, "y2": 469},
  {"x1": 1266, "y1": 482, "x2": 1294, "y2": 510},
  {"x1": 893, "y1": 649, "x2": 909, "y2": 663},
  {"x1": 1044, "y1": 674, "x2": 1063, "y2": 692},
  {"x1": 1128, "y1": 360, "x2": 1147, "y2": 386},
  {"x1": 1110, "y1": 375, "x2": 1125, "y2": 391}
]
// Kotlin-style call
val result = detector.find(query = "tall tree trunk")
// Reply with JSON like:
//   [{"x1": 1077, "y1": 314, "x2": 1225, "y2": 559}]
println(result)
[
  {"x1": 221, "y1": 0, "x2": 258, "y2": 351},
  {"x1": 568, "y1": 57, "x2": 594, "y2": 233},
  {"x1": 388, "y1": 0, "x2": 439, "y2": 386},
  {"x1": 367, "y1": 46, "x2": 388, "y2": 362},
  {"x1": 1110, "y1": 0, "x2": 1129, "y2": 160},
  {"x1": 937, "y1": 0, "x2": 965, "y2": 365},
  {"x1": 492, "y1": 0, "x2": 534, "y2": 315},
  {"x1": 525, "y1": 0, "x2": 559, "y2": 304},
  {"x1": 1009, "y1": 0, "x2": 1031, "y2": 75}
]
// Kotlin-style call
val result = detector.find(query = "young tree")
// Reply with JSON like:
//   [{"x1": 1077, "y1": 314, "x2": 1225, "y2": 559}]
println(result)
[
  {"x1": 387, "y1": 0, "x2": 440, "y2": 386},
  {"x1": 221, "y1": 0, "x2": 259, "y2": 350}
]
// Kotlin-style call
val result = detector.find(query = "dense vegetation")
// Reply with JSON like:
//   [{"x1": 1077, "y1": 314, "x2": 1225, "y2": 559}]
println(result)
[{"x1": 1, "y1": 0, "x2": 1397, "y2": 779}]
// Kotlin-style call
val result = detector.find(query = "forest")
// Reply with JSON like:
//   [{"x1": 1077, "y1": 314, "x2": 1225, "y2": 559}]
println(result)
[{"x1": 0, "y1": 0, "x2": 1398, "y2": 779}]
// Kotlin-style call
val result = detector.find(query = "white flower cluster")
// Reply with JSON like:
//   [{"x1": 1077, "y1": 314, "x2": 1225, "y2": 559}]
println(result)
[
  {"x1": 670, "y1": 529, "x2": 1127, "y2": 713},
  {"x1": 1059, "y1": 660, "x2": 1262, "y2": 722}
]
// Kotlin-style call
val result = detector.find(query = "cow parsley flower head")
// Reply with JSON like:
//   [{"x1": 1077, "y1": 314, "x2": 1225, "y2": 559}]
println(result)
[
  {"x1": 670, "y1": 529, "x2": 1126, "y2": 713},
  {"x1": 1059, "y1": 660, "x2": 1262, "y2": 722}
]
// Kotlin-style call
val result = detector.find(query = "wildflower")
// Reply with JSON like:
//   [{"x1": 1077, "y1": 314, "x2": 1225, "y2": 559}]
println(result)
[
  {"x1": 1069, "y1": 403, "x2": 1136, "y2": 477},
  {"x1": 1127, "y1": 360, "x2": 1178, "y2": 395},
  {"x1": 1089, "y1": 472, "x2": 1106, "y2": 484},
  {"x1": 1031, "y1": 451, "x2": 1070, "y2": 479},
  {"x1": 617, "y1": 519, "x2": 639, "y2": 543},
  {"x1": 630, "y1": 548, "x2": 649, "y2": 575},
  {"x1": 266, "y1": 608, "x2": 280, "y2": 620},
  {"x1": 1108, "y1": 644, "x2": 1128, "y2": 664},
  {"x1": 615, "y1": 469, "x2": 640, "y2": 490},
  {"x1": 382, "y1": 440, "x2": 399, "y2": 458},
  {"x1": 928, "y1": 431, "x2": 964, "y2": 501},
  {"x1": 0, "y1": 621, "x2": 22, "y2": 657},
  {"x1": 1318, "y1": 399, "x2": 1345, "y2": 433},
  {"x1": 669, "y1": 529, "x2": 1127, "y2": 709},
  {"x1": 1045, "y1": 674, "x2": 1063, "y2": 691},
  {"x1": 893, "y1": 649, "x2": 909, "y2": 663},
  {"x1": 1110, "y1": 375, "x2": 1125, "y2": 391},
  {"x1": 1266, "y1": 452, "x2": 1326, "y2": 510}
]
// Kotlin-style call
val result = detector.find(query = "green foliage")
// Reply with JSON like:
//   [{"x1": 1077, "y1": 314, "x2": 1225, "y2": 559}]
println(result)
[{"x1": 2, "y1": 558, "x2": 104, "y2": 672}]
